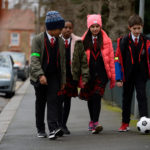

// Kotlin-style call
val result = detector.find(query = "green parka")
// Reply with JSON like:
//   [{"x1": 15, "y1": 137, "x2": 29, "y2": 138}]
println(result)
[{"x1": 72, "y1": 40, "x2": 89, "y2": 84}]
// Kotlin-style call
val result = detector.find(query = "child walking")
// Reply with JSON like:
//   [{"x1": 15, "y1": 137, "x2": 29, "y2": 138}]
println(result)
[
  {"x1": 58, "y1": 20, "x2": 85, "y2": 134},
  {"x1": 72, "y1": 14, "x2": 115, "y2": 134},
  {"x1": 115, "y1": 14, "x2": 150, "y2": 132},
  {"x1": 30, "y1": 11, "x2": 66, "y2": 140}
]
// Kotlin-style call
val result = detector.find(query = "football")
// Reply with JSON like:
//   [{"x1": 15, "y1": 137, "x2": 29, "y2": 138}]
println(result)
[{"x1": 137, "y1": 116, "x2": 150, "y2": 133}]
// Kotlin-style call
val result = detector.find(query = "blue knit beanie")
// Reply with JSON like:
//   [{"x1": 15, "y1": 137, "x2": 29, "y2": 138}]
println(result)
[{"x1": 45, "y1": 11, "x2": 65, "y2": 30}]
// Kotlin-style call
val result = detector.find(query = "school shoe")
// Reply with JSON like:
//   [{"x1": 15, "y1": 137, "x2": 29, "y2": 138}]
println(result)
[
  {"x1": 48, "y1": 131, "x2": 57, "y2": 140},
  {"x1": 88, "y1": 121, "x2": 94, "y2": 131},
  {"x1": 48, "y1": 128, "x2": 64, "y2": 140},
  {"x1": 92, "y1": 122, "x2": 103, "y2": 134},
  {"x1": 37, "y1": 131, "x2": 47, "y2": 138},
  {"x1": 55, "y1": 128, "x2": 64, "y2": 137},
  {"x1": 118, "y1": 123, "x2": 129, "y2": 132},
  {"x1": 62, "y1": 126, "x2": 71, "y2": 134}
]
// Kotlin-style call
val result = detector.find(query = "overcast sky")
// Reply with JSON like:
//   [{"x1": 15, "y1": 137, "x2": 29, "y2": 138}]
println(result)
[
  {"x1": 5, "y1": 0, "x2": 38, "y2": 11},
  {"x1": 8, "y1": 0, "x2": 19, "y2": 8}
]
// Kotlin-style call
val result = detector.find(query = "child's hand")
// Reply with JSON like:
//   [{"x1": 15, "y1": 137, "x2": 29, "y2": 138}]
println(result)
[
  {"x1": 116, "y1": 81, "x2": 123, "y2": 87},
  {"x1": 61, "y1": 84, "x2": 65, "y2": 90},
  {"x1": 82, "y1": 81, "x2": 86, "y2": 86},
  {"x1": 82, "y1": 81, "x2": 87, "y2": 88},
  {"x1": 39, "y1": 75, "x2": 47, "y2": 85},
  {"x1": 110, "y1": 80, "x2": 115, "y2": 89}
]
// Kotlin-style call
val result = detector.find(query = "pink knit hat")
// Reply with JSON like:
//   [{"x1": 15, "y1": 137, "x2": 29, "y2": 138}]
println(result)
[{"x1": 87, "y1": 14, "x2": 102, "y2": 28}]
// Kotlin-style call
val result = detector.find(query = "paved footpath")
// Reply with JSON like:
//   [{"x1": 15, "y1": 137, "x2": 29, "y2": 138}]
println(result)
[{"x1": 0, "y1": 79, "x2": 150, "y2": 150}]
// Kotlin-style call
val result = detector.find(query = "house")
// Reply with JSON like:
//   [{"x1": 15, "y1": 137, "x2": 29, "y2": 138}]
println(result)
[
  {"x1": 0, "y1": 0, "x2": 2, "y2": 17},
  {"x1": 0, "y1": 0, "x2": 35, "y2": 60}
]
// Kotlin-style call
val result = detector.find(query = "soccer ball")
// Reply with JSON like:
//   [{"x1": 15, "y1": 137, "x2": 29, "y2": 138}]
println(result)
[{"x1": 137, "y1": 116, "x2": 150, "y2": 133}]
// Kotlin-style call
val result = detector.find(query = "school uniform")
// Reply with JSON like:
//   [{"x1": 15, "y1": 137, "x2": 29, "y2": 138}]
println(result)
[
  {"x1": 79, "y1": 31, "x2": 116, "y2": 99},
  {"x1": 58, "y1": 35, "x2": 79, "y2": 133},
  {"x1": 31, "y1": 32, "x2": 66, "y2": 133},
  {"x1": 59, "y1": 37, "x2": 78, "y2": 97},
  {"x1": 74, "y1": 26, "x2": 115, "y2": 134},
  {"x1": 30, "y1": 10, "x2": 66, "y2": 139},
  {"x1": 43, "y1": 33, "x2": 61, "y2": 131},
  {"x1": 115, "y1": 32, "x2": 150, "y2": 123},
  {"x1": 80, "y1": 35, "x2": 109, "y2": 122}
]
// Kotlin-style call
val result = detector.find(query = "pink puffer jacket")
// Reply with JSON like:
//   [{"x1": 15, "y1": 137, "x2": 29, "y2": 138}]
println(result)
[{"x1": 83, "y1": 29, "x2": 116, "y2": 89}]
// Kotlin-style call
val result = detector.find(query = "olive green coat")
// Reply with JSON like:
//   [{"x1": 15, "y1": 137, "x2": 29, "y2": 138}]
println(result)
[
  {"x1": 29, "y1": 32, "x2": 66, "y2": 86},
  {"x1": 72, "y1": 40, "x2": 89, "y2": 83}
]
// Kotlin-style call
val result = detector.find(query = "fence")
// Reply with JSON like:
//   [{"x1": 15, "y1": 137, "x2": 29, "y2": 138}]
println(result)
[{"x1": 103, "y1": 80, "x2": 150, "y2": 118}]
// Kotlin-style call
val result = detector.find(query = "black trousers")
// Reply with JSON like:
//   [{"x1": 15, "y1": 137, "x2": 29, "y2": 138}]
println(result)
[
  {"x1": 87, "y1": 94, "x2": 101, "y2": 122},
  {"x1": 34, "y1": 74, "x2": 60, "y2": 132},
  {"x1": 122, "y1": 76, "x2": 148, "y2": 123},
  {"x1": 34, "y1": 84, "x2": 47, "y2": 132},
  {"x1": 58, "y1": 95, "x2": 71, "y2": 127}
]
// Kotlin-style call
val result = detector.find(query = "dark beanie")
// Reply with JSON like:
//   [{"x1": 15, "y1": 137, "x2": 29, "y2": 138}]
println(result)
[{"x1": 45, "y1": 11, "x2": 65, "y2": 30}]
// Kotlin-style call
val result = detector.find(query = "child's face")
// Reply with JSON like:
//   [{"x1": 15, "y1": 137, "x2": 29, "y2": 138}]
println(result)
[
  {"x1": 48, "y1": 29, "x2": 62, "y2": 37},
  {"x1": 61, "y1": 22, "x2": 73, "y2": 39},
  {"x1": 90, "y1": 24, "x2": 101, "y2": 36},
  {"x1": 128, "y1": 25, "x2": 143, "y2": 37}
]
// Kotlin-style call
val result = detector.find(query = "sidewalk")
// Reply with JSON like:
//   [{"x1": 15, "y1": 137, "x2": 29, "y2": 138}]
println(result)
[
  {"x1": 0, "y1": 81, "x2": 23, "y2": 113},
  {"x1": 0, "y1": 80, "x2": 150, "y2": 150}
]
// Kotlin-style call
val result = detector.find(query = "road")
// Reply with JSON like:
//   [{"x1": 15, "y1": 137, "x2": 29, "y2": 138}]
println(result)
[{"x1": 0, "y1": 80, "x2": 150, "y2": 150}]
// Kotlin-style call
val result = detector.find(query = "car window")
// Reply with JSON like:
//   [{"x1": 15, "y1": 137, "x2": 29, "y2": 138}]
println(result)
[
  {"x1": 11, "y1": 54, "x2": 25, "y2": 64},
  {"x1": 2, "y1": 52, "x2": 26, "y2": 65},
  {"x1": 0, "y1": 55, "x2": 11, "y2": 68}
]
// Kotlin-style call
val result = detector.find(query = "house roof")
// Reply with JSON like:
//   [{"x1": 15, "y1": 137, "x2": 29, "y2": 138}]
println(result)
[{"x1": 0, "y1": 9, "x2": 35, "y2": 31}]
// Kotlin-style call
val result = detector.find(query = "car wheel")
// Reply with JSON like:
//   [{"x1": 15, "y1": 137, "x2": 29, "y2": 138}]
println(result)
[
  {"x1": 22, "y1": 77, "x2": 26, "y2": 81},
  {"x1": 5, "y1": 91, "x2": 15, "y2": 98}
]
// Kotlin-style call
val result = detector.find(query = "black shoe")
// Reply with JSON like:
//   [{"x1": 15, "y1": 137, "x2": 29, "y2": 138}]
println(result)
[
  {"x1": 55, "y1": 128, "x2": 64, "y2": 137},
  {"x1": 62, "y1": 126, "x2": 70, "y2": 134},
  {"x1": 37, "y1": 131, "x2": 47, "y2": 138},
  {"x1": 48, "y1": 131, "x2": 57, "y2": 140}
]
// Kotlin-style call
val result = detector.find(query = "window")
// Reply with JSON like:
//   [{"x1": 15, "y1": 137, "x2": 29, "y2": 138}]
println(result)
[{"x1": 11, "y1": 33, "x2": 19, "y2": 46}]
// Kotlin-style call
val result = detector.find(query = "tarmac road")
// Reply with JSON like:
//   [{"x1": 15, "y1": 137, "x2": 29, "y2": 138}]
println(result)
[{"x1": 0, "y1": 79, "x2": 150, "y2": 150}]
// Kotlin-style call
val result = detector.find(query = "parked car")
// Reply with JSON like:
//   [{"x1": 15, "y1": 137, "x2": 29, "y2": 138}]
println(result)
[
  {"x1": 1, "y1": 51, "x2": 29, "y2": 81},
  {"x1": 0, "y1": 53, "x2": 17, "y2": 98}
]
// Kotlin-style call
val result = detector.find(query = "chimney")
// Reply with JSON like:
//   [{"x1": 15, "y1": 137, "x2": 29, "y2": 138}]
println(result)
[
  {"x1": 0, "y1": 0, "x2": 2, "y2": 17},
  {"x1": 5, "y1": 0, "x2": 8, "y2": 9},
  {"x1": 0, "y1": 0, "x2": 2, "y2": 10}
]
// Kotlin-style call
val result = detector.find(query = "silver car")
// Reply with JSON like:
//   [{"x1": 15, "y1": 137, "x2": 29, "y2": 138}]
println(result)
[
  {"x1": 0, "y1": 54, "x2": 17, "y2": 98},
  {"x1": 1, "y1": 51, "x2": 29, "y2": 81}
]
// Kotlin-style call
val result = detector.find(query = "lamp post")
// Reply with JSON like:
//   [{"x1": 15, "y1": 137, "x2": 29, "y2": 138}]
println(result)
[
  {"x1": 139, "y1": 0, "x2": 145, "y2": 23},
  {"x1": 134, "y1": 0, "x2": 145, "y2": 119}
]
